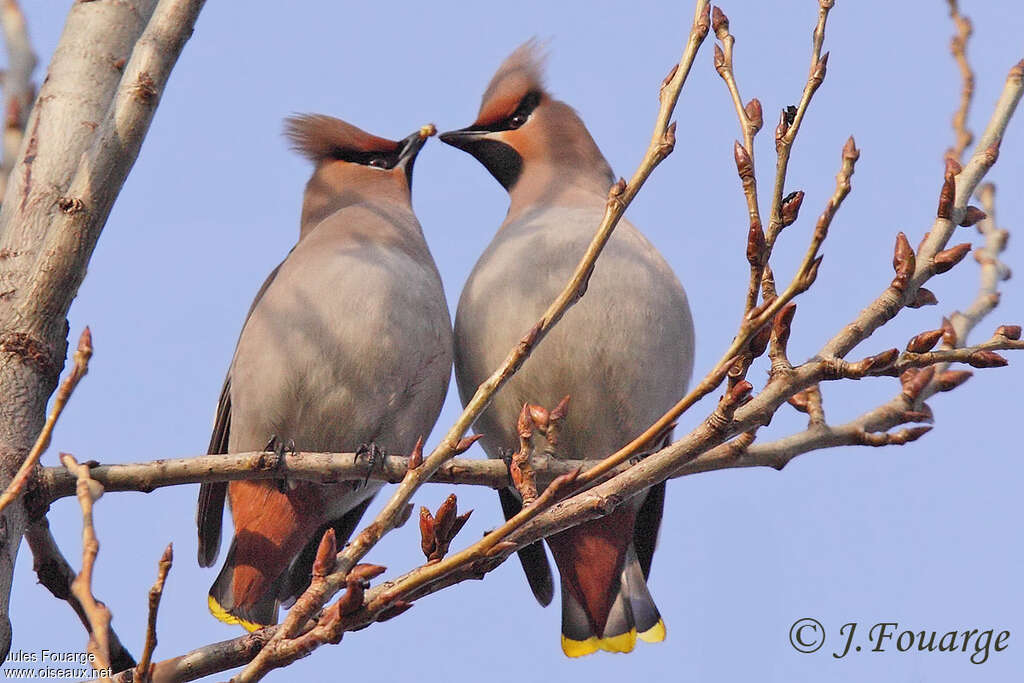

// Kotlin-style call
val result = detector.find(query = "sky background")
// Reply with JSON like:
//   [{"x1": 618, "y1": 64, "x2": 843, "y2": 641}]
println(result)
[{"x1": 4, "y1": 2, "x2": 1024, "y2": 682}]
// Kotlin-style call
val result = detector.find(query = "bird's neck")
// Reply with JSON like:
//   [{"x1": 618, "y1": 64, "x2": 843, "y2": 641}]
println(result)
[
  {"x1": 506, "y1": 163, "x2": 615, "y2": 223},
  {"x1": 299, "y1": 165, "x2": 410, "y2": 239}
]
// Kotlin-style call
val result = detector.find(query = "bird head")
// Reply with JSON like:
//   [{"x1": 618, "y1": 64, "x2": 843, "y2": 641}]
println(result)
[
  {"x1": 285, "y1": 114, "x2": 434, "y2": 193},
  {"x1": 285, "y1": 115, "x2": 435, "y2": 235},
  {"x1": 440, "y1": 40, "x2": 612, "y2": 194}
]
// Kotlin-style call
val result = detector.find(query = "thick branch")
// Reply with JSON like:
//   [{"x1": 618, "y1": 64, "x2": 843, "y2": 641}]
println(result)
[{"x1": 0, "y1": 0, "x2": 36, "y2": 203}]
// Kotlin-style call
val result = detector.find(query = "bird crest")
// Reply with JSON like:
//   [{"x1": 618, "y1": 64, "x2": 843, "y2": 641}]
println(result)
[
  {"x1": 476, "y1": 39, "x2": 548, "y2": 127},
  {"x1": 284, "y1": 114, "x2": 398, "y2": 162}
]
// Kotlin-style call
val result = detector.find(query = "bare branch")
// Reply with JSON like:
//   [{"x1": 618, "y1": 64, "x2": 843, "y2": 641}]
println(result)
[
  {"x1": 0, "y1": 0, "x2": 36, "y2": 202},
  {"x1": 946, "y1": 0, "x2": 975, "y2": 162},
  {"x1": 60, "y1": 453, "x2": 110, "y2": 672},
  {"x1": 135, "y1": 543, "x2": 172, "y2": 682},
  {"x1": 0, "y1": 327, "x2": 91, "y2": 515},
  {"x1": 24, "y1": 520, "x2": 136, "y2": 672},
  {"x1": 0, "y1": 0, "x2": 202, "y2": 656}
]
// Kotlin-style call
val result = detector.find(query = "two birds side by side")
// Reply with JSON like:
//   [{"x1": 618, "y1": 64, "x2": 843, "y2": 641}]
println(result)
[{"x1": 195, "y1": 41, "x2": 695, "y2": 658}]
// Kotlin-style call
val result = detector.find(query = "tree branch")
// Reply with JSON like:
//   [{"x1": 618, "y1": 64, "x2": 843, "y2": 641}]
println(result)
[{"x1": 0, "y1": 0, "x2": 36, "y2": 203}]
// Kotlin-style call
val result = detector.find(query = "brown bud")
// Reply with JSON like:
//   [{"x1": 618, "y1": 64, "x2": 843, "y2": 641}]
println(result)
[
  {"x1": 901, "y1": 426, "x2": 933, "y2": 443},
  {"x1": 932, "y1": 243, "x2": 971, "y2": 274},
  {"x1": 940, "y1": 316, "x2": 957, "y2": 347},
  {"x1": 968, "y1": 350, "x2": 1008, "y2": 368},
  {"x1": 748, "y1": 321, "x2": 772, "y2": 358},
  {"x1": 901, "y1": 365, "x2": 935, "y2": 400},
  {"x1": 520, "y1": 321, "x2": 541, "y2": 349},
  {"x1": 712, "y1": 6, "x2": 729, "y2": 35},
  {"x1": 862, "y1": 348, "x2": 899, "y2": 374},
  {"x1": 995, "y1": 324, "x2": 1022, "y2": 340},
  {"x1": 903, "y1": 405, "x2": 934, "y2": 423},
  {"x1": 452, "y1": 433, "x2": 483, "y2": 455},
  {"x1": 745, "y1": 98, "x2": 763, "y2": 133},
  {"x1": 891, "y1": 232, "x2": 915, "y2": 291},
  {"x1": 728, "y1": 379, "x2": 753, "y2": 404},
  {"x1": 746, "y1": 218, "x2": 765, "y2": 267},
  {"x1": 312, "y1": 528, "x2": 337, "y2": 578},
  {"x1": 982, "y1": 140, "x2": 1000, "y2": 167},
  {"x1": 713, "y1": 44, "x2": 725, "y2": 73},
  {"x1": 788, "y1": 390, "x2": 810, "y2": 413},
  {"x1": 907, "y1": 288, "x2": 938, "y2": 308},
  {"x1": 376, "y1": 600, "x2": 413, "y2": 622},
  {"x1": 547, "y1": 467, "x2": 582, "y2": 498},
  {"x1": 78, "y1": 326, "x2": 94, "y2": 358},
  {"x1": 549, "y1": 394, "x2": 571, "y2": 422},
  {"x1": 407, "y1": 436, "x2": 424, "y2": 470},
  {"x1": 395, "y1": 502, "x2": 414, "y2": 529},
  {"x1": 434, "y1": 494, "x2": 459, "y2": 542},
  {"x1": 773, "y1": 302, "x2": 797, "y2": 348},
  {"x1": 698, "y1": 2, "x2": 711, "y2": 35},
  {"x1": 662, "y1": 122, "x2": 676, "y2": 154},
  {"x1": 419, "y1": 507, "x2": 436, "y2": 558},
  {"x1": 349, "y1": 563, "x2": 386, "y2": 582},
  {"x1": 774, "y1": 110, "x2": 788, "y2": 151},
  {"x1": 661, "y1": 63, "x2": 679, "y2": 89},
  {"x1": 934, "y1": 370, "x2": 973, "y2": 392},
  {"x1": 802, "y1": 255, "x2": 824, "y2": 289},
  {"x1": 842, "y1": 136, "x2": 859, "y2": 162},
  {"x1": 781, "y1": 190, "x2": 804, "y2": 227},
  {"x1": 528, "y1": 404, "x2": 550, "y2": 431},
  {"x1": 937, "y1": 166, "x2": 956, "y2": 220},
  {"x1": 516, "y1": 403, "x2": 534, "y2": 440},
  {"x1": 945, "y1": 156, "x2": 963, "y2": 176},
  {"x1": 608, "y1": 177, "x2": 627, "y2": 197},
  {"x1": 906, "y1": 329, "x2": 944, "y2": 354},
  {"x1": 959, "y1": 206, "x2": 987, "y2": 227},
  {"x1": 811, "y1": 52, "x2": 829, "y2": 87},
  {"x1": 333, "y1": 579, "x2": 365, "y2": 617},
  {"x1": 450, "y1": 509, "x2": 473, "y2": 542},
  {"x1": 733, "y1": 140, "x2": 753, "y2": 181}
]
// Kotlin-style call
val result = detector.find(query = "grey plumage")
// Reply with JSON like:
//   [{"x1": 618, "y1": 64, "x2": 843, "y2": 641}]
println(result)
[
  {"x1": 197, "y1": 116, "x2": 452, "y2": 630},
  {"x1": 442, "y1": 42, "x2": 694, "y2": 656}
]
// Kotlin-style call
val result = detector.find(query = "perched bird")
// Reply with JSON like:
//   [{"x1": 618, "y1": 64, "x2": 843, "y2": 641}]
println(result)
[
  {"x1": 196, "y1": 115, "x2": 453, "y2": 631},
  {"x1": 441, "y1": 42, "x2": 694, "y2": 657}
]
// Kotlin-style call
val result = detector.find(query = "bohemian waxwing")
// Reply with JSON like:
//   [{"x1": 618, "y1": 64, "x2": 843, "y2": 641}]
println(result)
[
  {"x1": 196, "y1": 114, "x2": 453, "y2": 631},
  {"x1": 441, "y1": 41, "x2": 694, "y2": 657}
]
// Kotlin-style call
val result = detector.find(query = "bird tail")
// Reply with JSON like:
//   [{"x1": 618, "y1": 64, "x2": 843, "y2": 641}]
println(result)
[
  {"x1": 207, "y1": 539, "x2": 281, "y2": 632},
  {"x1": 560, "y1": 545, "x2": 666, "y2": 657}
]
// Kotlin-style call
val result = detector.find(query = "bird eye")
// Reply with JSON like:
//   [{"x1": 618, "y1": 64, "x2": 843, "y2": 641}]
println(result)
[
  {"x1": 368, "y1": 157, "x2": 389, "y2": 169},
  {"x1": 507, "y1": 113, "x2": 528, "y2": 129}
]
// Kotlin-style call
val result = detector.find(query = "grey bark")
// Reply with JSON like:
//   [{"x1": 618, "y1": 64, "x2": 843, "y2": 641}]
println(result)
[{"x1": 0, "y1": 0, "x2": 203, "y2": 658}]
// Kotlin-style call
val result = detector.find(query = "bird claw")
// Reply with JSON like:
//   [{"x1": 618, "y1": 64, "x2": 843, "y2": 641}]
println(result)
[
  {"x1": 355, "y1": 442, "x2": 385, "y2": 489},
  {"x1": 264, "y1": 435, "x2": 297, "y2": 493}
]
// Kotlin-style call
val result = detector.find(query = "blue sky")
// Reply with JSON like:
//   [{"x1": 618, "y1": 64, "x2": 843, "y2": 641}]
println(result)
[{"x1": 5, "y1": 2, "x2": 1024, "y2": 682}]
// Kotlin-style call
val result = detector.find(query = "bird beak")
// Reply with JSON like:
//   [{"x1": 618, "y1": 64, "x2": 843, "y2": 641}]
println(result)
[
  {"x1": 438, "y1": 126, "x2": 489, "y2": 152},
  {"x1": 398, "y1": 124, "x2": 436, "y2": 165}
]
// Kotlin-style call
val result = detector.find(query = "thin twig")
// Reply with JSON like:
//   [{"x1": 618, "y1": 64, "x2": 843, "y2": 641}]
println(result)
[
  {"x1": 135, "y1": 543, "x2": 172, "y2": 682},
  {"x1": 0, "y1": 327, "x2": 91, "y2": 515},
  {"x1": 24, "y1": 520, "x2": 136, "y2": 672},
  {"x1": 946, "y1": 0, "x2": 974, "y2": 163},
  {"x1": 61, "y1": 452, "x2": 110, "y2": 672}
]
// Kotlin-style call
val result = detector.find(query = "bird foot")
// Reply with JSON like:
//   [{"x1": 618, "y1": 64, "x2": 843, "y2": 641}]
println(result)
[
  {"x1": 355, "y1": 442, "x2": 386, "y2": 489},
  {"x1": 264, "y1": 435, "x2": 297, "y2": 493}
]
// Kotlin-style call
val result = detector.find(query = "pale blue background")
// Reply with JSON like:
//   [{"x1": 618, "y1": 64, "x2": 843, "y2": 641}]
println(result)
[{"x1": 5, "y1": 2, "x2": 1023, "y2": 681}]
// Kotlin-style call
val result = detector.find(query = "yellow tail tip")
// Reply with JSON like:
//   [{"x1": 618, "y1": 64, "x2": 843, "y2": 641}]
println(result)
[
  {"x1": 207, "y1": 594, "x2": 265, "y2": 633},
  {"x1": 561, "y1": 619, "x2": 667, "y2": 657},
  {"x1": 638, "y1": 619, "x2": 667, "y2": 643}
]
